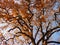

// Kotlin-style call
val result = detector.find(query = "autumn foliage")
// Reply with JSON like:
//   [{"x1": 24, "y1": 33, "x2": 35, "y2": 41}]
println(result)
[{"x1": 0, "y1": 0, "x2": 60, "y2": 45}]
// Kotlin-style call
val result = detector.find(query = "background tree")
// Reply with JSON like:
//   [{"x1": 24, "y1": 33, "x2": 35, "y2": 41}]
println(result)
[{"x1": 0, "y1": 0, "x2": 60, "y2": 45}]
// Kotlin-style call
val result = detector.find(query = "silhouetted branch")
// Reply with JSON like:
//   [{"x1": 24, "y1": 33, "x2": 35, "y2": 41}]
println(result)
[
  {"x1": 35, "y1": 27, "x2": 40, "y2": 39},
  {"x1": 46, "y1": 29, "x2": 60, "y2": 40},
  {"x1": 47, "y1": 41, "x2": 60, "y2": 44},
  {"x1": 37, "y1": 26, "x2": 60, "y2": 45},
  {"x1": 47, "y1": 26, "x2": 60, "y2": 33},
  {"x1": 16, "y1": 32, "x2": 36, "y2": 45},
  {"x1": 16, "y1": 32, "x2": 33, "y2": 40},
  {"x1": 8, "y1": 26, "x2": 21, "y2": 32},
  {"x1": 28, "y1": 2, "x2": 34, "y2": 19},
  {"x1": 17, "y1": 16, "x2": 32, "y2": 30},
  {"x1": 46, "y1": 22, "x2": 50, "y2": 31},
  {"x1": 54, "y1": 12, "x2": 60, "y2": 21}
]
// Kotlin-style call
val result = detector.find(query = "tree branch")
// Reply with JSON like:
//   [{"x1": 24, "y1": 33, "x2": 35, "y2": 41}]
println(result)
[
  {"x1": 35, "y1": 27, "x2": 40, "y2": 39},
  {"x1": 46, "y1": 29, "x2": 60, "y2": 40},
  {"x1": 16, "y1": 32, "x2": 36, "y2": 45},
  {"x1": 8, "y1": 26, "x2": 21, "y2": 32},
  {"x1": 37, "y1": 26, "x2": 60, "y2": 45},
  {"x1": 47, "y1": 41, "x2": 60, "y2": 44}
]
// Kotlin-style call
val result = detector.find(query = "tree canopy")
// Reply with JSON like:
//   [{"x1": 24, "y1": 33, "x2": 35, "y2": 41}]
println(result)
[{"x1": 0, "y1": 0, "x2": 60, "y2": 45}]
